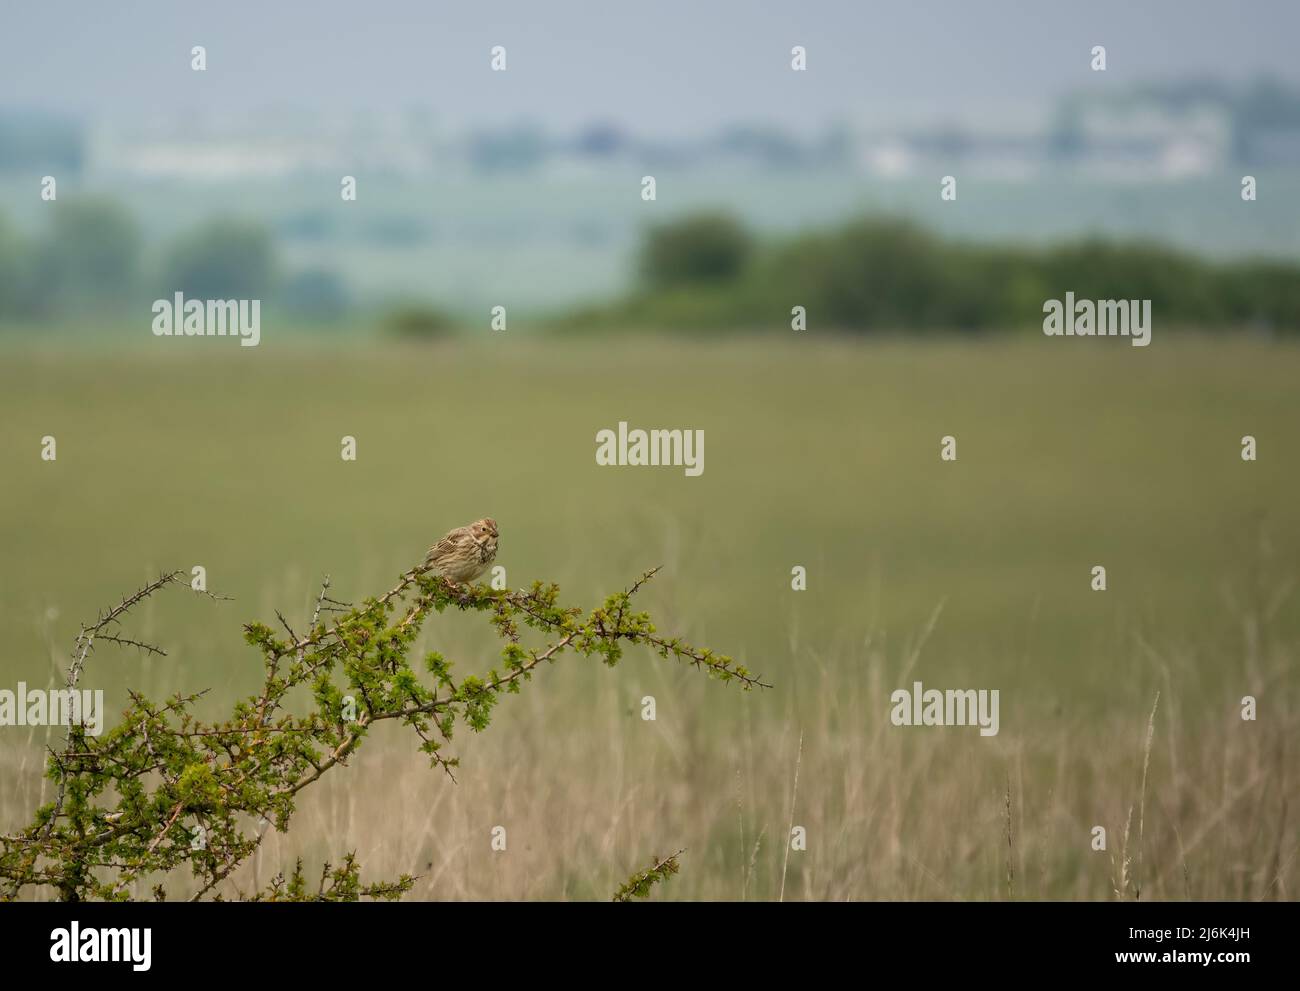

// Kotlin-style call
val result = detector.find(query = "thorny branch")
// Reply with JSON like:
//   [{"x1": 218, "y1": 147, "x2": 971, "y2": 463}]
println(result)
[{"x1": 1, "y1": 560, "x2": 763, "y2": 902}]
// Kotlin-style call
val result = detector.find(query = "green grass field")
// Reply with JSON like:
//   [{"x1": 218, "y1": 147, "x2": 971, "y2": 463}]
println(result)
[{"x1": 1, "y1": 334, "x2": 1296, "y2": 899}]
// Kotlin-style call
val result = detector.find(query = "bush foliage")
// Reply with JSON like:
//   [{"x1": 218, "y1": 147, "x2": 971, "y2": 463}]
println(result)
[
  {"x1": 612, "y1": 850, "x2": 683, "y2": 902},
  {"x1": 1, "y1": 564, "x2": 762, "y2": 901}
]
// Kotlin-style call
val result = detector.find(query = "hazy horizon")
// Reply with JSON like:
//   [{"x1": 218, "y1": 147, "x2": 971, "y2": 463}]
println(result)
[{"x1": 4, "y1": 0, "x2": 1300, "y2": 133}]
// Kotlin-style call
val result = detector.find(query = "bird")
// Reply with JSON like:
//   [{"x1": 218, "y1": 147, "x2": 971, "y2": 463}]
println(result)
[{"x1": 423, "y1": 518, "x2": 499, "y2": 583}]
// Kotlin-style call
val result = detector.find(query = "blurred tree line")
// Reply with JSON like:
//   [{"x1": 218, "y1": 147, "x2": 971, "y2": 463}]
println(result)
[
  {"x1": 6, "y1": 200, "x2": 1297, "y2": 336},
  {"x1": 0, "y1": 199, "x2": 349, "y2": 325},
  {"x1": 574, "y1": 211, "x2": 1300, "y2": 334}
]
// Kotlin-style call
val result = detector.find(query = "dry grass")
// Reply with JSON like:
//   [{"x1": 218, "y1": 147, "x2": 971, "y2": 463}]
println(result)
[{"x1": 3, "y1": 574, "x2": 1291, "y2": 902}]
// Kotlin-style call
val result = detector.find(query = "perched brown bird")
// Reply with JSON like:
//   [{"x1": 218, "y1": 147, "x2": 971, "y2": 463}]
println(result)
[{"x1": 424, "y1": 518, "x2": 498, "y2": 583}]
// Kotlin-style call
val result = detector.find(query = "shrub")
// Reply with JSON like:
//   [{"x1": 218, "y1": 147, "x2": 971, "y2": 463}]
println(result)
[
  {"x1": 0, "y1": 563, "x2": 762, "y2": 901},
  {"x1": 381, "y1": 303, "x2": 457, "y2": 338}
]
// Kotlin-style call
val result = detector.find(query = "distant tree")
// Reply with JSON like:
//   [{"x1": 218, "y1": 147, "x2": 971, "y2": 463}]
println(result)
[
  {"x1": 163, "y1": 219, "x2": 277, "y2": 299},
  {"x1": 773, "y1": 217, "x2": 953, "y2": 330},
  {"x1": 1037, "y1": 238, "x2": 1222, "y2": 323},
  {"x1": 587, "y1": 209, "x2": 1300, "y2": 335},
  {"x1": 35, "y1": 199, "x2": 142, "y2": 312},
  {"x1": 1218, "y1": 259, "x2": 1300, "y2": 332},
  {"x1": 0, "y1": 213, "x2": 26, "y2": 319},
  {"x1": 639, "y1": 212, "x2": 754, "y2": 289}
]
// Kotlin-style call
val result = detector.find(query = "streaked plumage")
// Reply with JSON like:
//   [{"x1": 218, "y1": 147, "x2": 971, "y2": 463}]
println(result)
[{"x1": 424, "y1": 518, "x2": 498, "y2": 583}]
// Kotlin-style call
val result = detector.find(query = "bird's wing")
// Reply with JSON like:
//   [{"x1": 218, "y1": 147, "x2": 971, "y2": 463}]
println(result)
[{"x1": 425, "y1": 530, "x2": 464, "y2": 564}]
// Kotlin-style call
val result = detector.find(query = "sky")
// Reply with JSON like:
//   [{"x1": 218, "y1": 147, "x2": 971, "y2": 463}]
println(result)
[{"x1": 3, "y1": 0, "x2": 1299, "y2": 133}]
